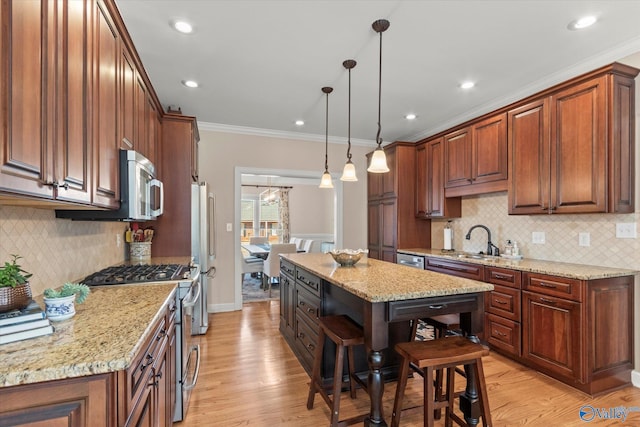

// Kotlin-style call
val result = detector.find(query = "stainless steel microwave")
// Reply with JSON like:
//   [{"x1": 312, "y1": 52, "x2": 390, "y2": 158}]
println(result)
[{"x1": 56, "y1": 150, "x2": 163, "y2": 221}]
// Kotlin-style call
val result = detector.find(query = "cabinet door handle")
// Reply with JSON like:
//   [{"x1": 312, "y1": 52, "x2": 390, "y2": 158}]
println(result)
[
  {"x1": 299, "y1": 301, "x2": 306, "y2": 307},
  {"x1": 298, "y1": 332, "x2": 305, "y2": 339},
  {"x1": 494, "y1": 299, "x2": 508, "y2": 305},
  {"x1": 428, "y1": 304, "x2": 447, "y2": 310},
  {"x1": 493, "y1": 273, "x2": 511, "y2": 281},
  {"x1": 157, "y1": 328, "x2": 167, "y2": 340},
  {"x1": 539, "y1": 297, "x2": 556, "y2": 304},
  {"x1": 538, "y1": 282, "x2": 557, "y2": 289},
  {"x1": 141, "y1": 353, "x2": 154, "y2": 371},
  {"x1": 494, "y1": 330, "x2": 507, "y2": 337},
  {"x1": 307, "y1": 343, "x2": 315, "y2": 351},
  {"x1": 307, "y1": 307, "x2": 315, "y2": 314}
]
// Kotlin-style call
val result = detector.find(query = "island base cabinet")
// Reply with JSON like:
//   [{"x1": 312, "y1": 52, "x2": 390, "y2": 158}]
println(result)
[{"x1": 0, "y1": 374, "x2": 115, "y2": 427}]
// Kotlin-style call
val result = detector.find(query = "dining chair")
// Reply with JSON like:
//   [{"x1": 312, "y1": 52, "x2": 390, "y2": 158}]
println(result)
[
  {"x1": 249, "y1": 236, "x2": 268, "y2": 245},
  {"x1": 302, "y1": 239, "x2": 314, "y2": 252},
  {"x1": 241, "y1": 254, "x2": 264, "y2": 282},
  {"x1": 262, "y1": 243, "x2": 297, "y2": 297}
]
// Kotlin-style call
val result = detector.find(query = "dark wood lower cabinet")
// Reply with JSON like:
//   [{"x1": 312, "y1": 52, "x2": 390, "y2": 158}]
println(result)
[
  {"x1": 0, "y1": 297, "x2": 176, "y2": 426},
  {"x1": 422, "y1": 255, "x2": 635, "y2": 395},
  {"x1": 0, "y1": 374, "x2": 115, "y2": 427}
]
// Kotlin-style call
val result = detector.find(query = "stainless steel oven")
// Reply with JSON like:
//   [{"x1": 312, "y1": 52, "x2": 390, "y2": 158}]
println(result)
[{"x1": 173, "y1": 265, "x2": 202, "y2": 422}]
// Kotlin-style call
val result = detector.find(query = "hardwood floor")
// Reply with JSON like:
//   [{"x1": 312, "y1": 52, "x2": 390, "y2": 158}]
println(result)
[{"x1": 181, "y1": 301, "x2": 640, "y2": 426}]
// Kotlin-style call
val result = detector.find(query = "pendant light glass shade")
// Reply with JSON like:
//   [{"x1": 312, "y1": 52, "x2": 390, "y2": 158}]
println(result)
[
  {"x1": 367, "y1": 19, "x2": 390, "y2": 174},
  {"x1": 319, "y1": 171, "x2": 334, "y2": 188},
  {"x1": 340, "y1": 59, "x2": 358, "y2": 182},
  {"x1": 368, "y1": 148, "x2": 390, "y2": 173},
  {"x1": 341, "y1": 160, "x2": 358, "y2": 181},
  {"x1": 319, "y1": 87, "x2": 334, "y2": 189}
]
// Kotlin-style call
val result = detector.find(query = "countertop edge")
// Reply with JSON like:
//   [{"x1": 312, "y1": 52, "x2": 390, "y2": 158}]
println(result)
[{"x1": 397, "y1": 248, "x2": 638, "y2": 280}]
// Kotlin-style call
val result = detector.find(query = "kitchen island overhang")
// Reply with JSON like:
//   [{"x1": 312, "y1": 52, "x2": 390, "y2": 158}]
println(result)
[{"x1": 279, "y1": 252, "x2": 493, "y2": 427}]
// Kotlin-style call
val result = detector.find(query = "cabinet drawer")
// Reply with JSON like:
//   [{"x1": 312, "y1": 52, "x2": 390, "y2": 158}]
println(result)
[
  {"x1": 524, "y1": 273, "x2": 582, "y2": 302},
  {"x1": 485, "y1": 266, "x2": 521, "y2": 289},
  {"x1": 127, "y1": 316, "x2": 166, "y2": 406},
  {"x1": 426, "y1": 258, "x2": 483, "y2": 280},
  {"x1": 296, "y1": 268, "x2": 321, "y2": 297},
  {"x1": 485, "y1": 313, "x2": 521, "y2": 357},
  {"x1": 485, "y1": 284, "x2": 520, "y2": 321},
  {"x1": 388, "y1": 294, "x2": 478, "y2": 322},
  {"x1": 280, "y1": 259, "x2": 295, "y2": 278},
  {"x1": 296, "y1": 286, "x2": 321, "y2": 326},
  {"x1": 295, "y1": 313, "x2": 319, "y2": 373}
]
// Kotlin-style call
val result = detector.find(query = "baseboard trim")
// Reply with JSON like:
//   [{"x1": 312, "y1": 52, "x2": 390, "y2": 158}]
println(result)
[
  {"x1": 632, "y1": 369, "x2": 640, "y2": 388},
  {"x1": 208, "y1": 302, "x2": 236, "y2": 313}
]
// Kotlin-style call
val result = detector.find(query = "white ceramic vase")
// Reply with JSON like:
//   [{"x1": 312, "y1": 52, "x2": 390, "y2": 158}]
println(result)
[{"x1": 44, "y1": 294, "x2": 76, "y2": 321}]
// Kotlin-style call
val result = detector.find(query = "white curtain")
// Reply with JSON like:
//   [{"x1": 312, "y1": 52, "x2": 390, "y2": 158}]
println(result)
[{"x1": 279, "y1": 189, "x2": 290, "y2": 244}]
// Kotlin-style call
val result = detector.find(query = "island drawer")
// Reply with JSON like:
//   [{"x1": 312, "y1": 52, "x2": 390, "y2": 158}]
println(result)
[
  {"x1": 523, "y1": 272, "x2": 582, "y2": 302},
  {"x1": 485, "y1": 266, "x2": 521, "y2": 289},
  {"x1": 296, "y1": 267, "x2": 321, "y2": 297},
  {"x1": 296, "y1": 286, "x2": 321, "y2": 326},
  {"x1": 485, "y1": 284, "x2": 520, "y2": 321},
  {"x1": 295, "y1": 312, "x2": 319, "y2": 373},
  {"x1": 485, "y1": 313, "x2": 520, "y2": 356},
  {"x1": 281, "y1": 259, "x2": 295, "y2": 279},
  {"x1": 388, "y1": 294, "x2": 478, "y2": 322},
  {"x1": 425, "y1": 258, "x2": 483, "y2": 281}
]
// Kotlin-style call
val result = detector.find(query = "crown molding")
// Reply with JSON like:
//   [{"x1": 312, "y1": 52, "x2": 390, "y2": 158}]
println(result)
[{"x1": 197, "y1": 121, "x2": 376, "y2": 147}]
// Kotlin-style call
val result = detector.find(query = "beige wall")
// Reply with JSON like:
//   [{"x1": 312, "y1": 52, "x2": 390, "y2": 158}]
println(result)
[
  {"x1": 0, "y1": 206, "x2": 126, "y2": 296},
  {"x1": 198, "y1": 129, "x2": 369, "y2": 311},
  {"x1": 288, "y1": 184, "x2": 334, "y2": 236}
]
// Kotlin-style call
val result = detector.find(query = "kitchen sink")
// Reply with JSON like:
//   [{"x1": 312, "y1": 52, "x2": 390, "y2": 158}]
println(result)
[{"x1": 450, "y1": 252, "x2": 501, "y2": 262}]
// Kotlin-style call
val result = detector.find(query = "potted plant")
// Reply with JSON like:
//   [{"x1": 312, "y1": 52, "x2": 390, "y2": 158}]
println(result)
[
  {"x1": 43, "y1": 282, "x2": 90, "y2": 321},
  {"x1": 0, "y1": 254, "x2": 33, "y2": 313}
]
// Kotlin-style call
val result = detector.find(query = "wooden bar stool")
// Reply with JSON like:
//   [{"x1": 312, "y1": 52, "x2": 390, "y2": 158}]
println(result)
[
  {"x1": 410, "y1": 314, "x2": 465, "y2": 420},
  {"x1": 392, "y1": 336, "x2": 492, "y2": 427},
  {"x1": 307, "y1": 315, "x2": 368, "y2": 427}
]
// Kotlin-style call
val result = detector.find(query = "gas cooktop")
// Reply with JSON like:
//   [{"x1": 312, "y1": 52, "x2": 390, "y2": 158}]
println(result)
[{"x1": 82, "y1": 264, "x2": 191, "y2": 286}]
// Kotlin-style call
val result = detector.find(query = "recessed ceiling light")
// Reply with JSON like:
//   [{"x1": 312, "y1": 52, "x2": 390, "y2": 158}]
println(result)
[
  {"x1": 568, "y1": 16, "x2": 597, "y2": 30},
  {"x1": 295, "y1": 120, "x2": 305, "y2": 126},
  {"x1": 460, "y1": 81, "x2": 475, "y2": 89},
  {"x1": 182, "y1": 80, "x2": 199, "y2": 88},
  {"x1": 173, "y1": 20, "x2": 193, "y2": 34},
  {"x1": 404, "y1": 113, "x2": 417, "y2": 120}
]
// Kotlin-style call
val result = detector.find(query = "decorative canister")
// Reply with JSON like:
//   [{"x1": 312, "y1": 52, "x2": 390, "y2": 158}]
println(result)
[
  {"x1": 44, "y1": 294, "x2": 76, "y2": 321},
  {"x1": 129, "y1": 242, "x2": 152, "y2": 261}
]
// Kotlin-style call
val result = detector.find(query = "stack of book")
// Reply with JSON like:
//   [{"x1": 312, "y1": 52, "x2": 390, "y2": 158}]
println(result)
[{"x1": 0, "y1": 300, "x2": 54, "y2": 345}]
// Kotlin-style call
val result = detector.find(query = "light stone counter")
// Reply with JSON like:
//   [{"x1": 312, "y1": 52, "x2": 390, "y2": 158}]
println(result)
[
  {"x1": 398, "y1": 248, "x2": 638, "y2": 280},
  {"x1": 0, "y1": 282, "x2": 176, "y2": 387},
  {"x1": 280, "y1": 253, "x2": 493, "y2": 303}
]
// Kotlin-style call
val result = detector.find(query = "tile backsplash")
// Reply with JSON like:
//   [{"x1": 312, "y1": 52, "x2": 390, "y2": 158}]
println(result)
[
  {"x1": 0, "y1": 206, "x2": 126, "y2": 296},
  {"x1": 431, "y1": 192, "x2": 640, "y2": 270}
]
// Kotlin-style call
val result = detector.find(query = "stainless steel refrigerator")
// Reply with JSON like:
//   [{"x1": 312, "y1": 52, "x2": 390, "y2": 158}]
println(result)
[{"x1": 190, "y1": 182, "x2": 215, "y2": 335}]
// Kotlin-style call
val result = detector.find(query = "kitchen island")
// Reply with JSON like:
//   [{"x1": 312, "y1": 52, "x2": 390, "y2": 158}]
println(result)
[
  {"x1": 279, "y1": 252, "x2": 494, "y2": 427},
  {"x1": 0, "y1": 282, "x2": 177, "y2": 426}
]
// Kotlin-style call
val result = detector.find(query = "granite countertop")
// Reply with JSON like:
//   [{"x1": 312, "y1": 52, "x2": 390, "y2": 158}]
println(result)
[
  {"x1": 280, "y1": 253, "x2": 493, "y2": 303},
  {"x1": 398, "y1": 248, "x2": 638, "y2": 280},
  {"x1": 0, "y1": 282, "x2": 176, "y2": 388}
]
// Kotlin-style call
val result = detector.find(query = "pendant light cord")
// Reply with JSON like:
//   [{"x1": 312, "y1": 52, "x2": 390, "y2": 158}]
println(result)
[
  {"x1": 347, "y1": 66, "x2": 352, "y2": 161},
  {"x1": 324, "y1": 90, "x2": 329, "y2": 172},
  {"x1": 376, "y1": 28, "x2": 383, "y2": 149}
]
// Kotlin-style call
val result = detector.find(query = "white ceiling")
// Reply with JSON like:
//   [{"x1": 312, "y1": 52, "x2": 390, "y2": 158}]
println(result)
[{"x1": 116, "y1": 0, "x2": 640, "y2": 146}]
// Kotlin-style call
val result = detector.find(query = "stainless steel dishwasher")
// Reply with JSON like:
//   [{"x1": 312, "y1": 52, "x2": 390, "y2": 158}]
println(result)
[{"x1": 396, "y1": 252, "x2": 425, "y2": 269}]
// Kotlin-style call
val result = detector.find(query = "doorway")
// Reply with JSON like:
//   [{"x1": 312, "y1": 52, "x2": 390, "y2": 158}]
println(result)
[{"x1": 234, "y1": 167, "x2": 343, "y2": 309}]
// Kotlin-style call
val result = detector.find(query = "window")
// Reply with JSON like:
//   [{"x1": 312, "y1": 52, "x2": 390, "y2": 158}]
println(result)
[{"x1": 240, "y1": 196, "x2": 281, "y2": 243}]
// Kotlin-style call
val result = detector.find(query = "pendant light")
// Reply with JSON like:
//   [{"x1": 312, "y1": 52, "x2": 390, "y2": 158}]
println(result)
[
  {"x1": 319, "y1": 86, "x2": 334, "y2": 188},
  {"x1": 340, "y1": 59, "x2": 358, "y2": 182},
  {"x1": 367, "y1": 19, "x2": 390, "y2": 173}
]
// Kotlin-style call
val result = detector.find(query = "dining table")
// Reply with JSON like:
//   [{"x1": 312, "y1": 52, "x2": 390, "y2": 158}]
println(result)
[{"x1": 241, "y1": 243, "x2": 270, "y2": 259}]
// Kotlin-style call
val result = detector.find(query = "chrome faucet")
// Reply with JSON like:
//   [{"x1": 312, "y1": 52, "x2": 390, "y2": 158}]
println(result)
[{"x1": 465, "y1": 224, "x2": 500, "y2": 256}]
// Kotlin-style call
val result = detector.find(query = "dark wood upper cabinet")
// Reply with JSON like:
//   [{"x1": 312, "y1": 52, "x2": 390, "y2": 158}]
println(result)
[
  {"x1": 508, "y1": 64, "x2": 638, "y2": 214},
  {"x1": 415, "y1": 138, "x2": 461, "y2": 218},
  {"x1": 0, "y1": 0, "x2": 92, "y2": 205},
  {"x1": 367, "y1": 143, "x2": 431, "y2": 262},
  {"x1": 443, "y1": 113, "x2": 508, "y2": 197}
]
